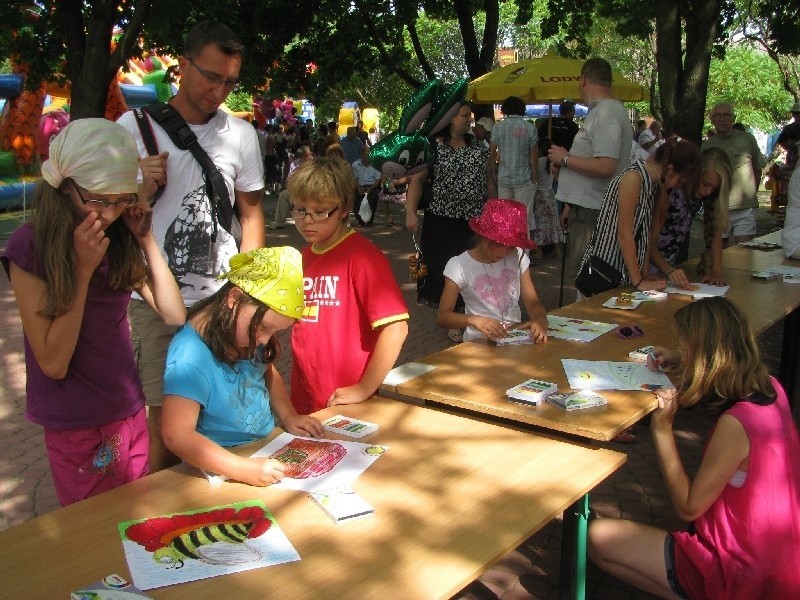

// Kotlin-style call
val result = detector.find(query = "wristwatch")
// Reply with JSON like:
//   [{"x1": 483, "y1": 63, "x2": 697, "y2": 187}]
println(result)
[{"x1": 560, "y1": 155, "x2": 569, "y2": 168}]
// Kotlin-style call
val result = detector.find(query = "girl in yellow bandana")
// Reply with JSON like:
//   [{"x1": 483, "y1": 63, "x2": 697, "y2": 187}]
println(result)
[{"x1": 161, "y1": 246, "x2": 324, "y2": 486}]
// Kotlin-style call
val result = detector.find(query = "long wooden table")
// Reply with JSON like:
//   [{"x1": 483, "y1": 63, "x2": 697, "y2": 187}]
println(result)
[
  {"x1": 383, "y1": 290, "x2": 691, "y2": 442},
  {"x1": 680, "y1": 230, "x2": 800, "y2": 401},
  {"x1": 384, "y1": 231, "x2": 800, "y2": 436},
  {"x1": 0, "y1": 398, "x2": 625, "y2": 600}
]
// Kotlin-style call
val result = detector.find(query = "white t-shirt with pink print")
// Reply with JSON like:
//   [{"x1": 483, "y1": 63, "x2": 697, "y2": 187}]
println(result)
[{"x1": 443, "y1": 248, "x2": 530, "y2": 341}]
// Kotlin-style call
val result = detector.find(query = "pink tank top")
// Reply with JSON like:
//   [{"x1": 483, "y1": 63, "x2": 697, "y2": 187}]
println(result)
[{"x1": 672, "y1": 378, "x2": 800, "y2": 598}]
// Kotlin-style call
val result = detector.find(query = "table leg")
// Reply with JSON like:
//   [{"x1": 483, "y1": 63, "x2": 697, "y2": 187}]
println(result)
[
  {"x1": 779, "y1": 306, "x2": 799, "y2": 407},
  {"x1": 559, "y1": 493, "x2": 590, "y2": 600}
]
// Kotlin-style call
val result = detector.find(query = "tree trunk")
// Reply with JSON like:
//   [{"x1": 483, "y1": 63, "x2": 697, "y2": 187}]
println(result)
[{"x1": 655, "y1": 0, "x2": 719, "y2": 144}]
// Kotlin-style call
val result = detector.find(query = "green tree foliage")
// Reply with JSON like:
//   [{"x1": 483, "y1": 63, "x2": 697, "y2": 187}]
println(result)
[
  {"x1": 707, "y1": 45, "x2": 792, "y2": 131},
  {"x1": 542, "y1": 0, "x2": 735, "y2": 143}
]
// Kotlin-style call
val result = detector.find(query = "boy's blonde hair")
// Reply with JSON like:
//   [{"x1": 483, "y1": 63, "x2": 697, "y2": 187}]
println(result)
[
  {"x1": 675, "y1": 297, "x2": 775, "y2": 416},
  {"x1": 287, "y1": 157, "x2": 355, "y2": 220}
]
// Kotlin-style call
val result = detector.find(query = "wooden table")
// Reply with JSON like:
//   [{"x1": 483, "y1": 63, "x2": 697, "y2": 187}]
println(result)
[
  {"x1": 0, "y1": 398, "x2": 625, "y2": 600},
  {"x1": 384, "y1": 290, "x2": 691, "y2": 442},
  {"x1": 679, "y1": 230, "x2": 800, "y2": 401}
]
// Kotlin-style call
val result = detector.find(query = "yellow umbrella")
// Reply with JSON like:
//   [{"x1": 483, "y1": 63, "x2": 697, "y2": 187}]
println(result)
[{"x1": 467, "y1": 52, "x2": 649, "y2": 104}]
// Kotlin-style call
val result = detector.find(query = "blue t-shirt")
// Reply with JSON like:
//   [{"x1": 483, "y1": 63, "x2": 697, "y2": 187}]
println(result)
[{"x1": 164, "y1": 324, "x2": 275, "y2": 447}]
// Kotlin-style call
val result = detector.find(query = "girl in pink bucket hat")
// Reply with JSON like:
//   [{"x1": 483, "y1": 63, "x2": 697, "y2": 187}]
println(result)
[{"x1": 436, "y1": 198, "x2": 548, "y2": 343}]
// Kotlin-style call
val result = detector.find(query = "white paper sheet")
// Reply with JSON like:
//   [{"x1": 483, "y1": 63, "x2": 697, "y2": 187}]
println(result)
[
  {"x1": 251, "y1": 433, "x2": 387, "y2": 492},
  {"x1": 546, "y1": 315, "x2": 618, "y2": 342},
  {"x1": 383, "y1": 362, "x2": 437, "y2": 386},
  {"x1": 664, "y1": 283, "x2": 729, "y2": 298},
  {"x1": 562, "y1": 359, "x2": 673, "y2": 391}
]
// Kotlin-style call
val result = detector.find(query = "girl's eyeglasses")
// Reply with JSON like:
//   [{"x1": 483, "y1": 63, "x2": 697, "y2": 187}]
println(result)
[
  {"x1": 616, "y1": 325, "x2": 644, "y2": 339},
  {"x1": 74, "y1": 184, "x2": 138, "y2": 209}
]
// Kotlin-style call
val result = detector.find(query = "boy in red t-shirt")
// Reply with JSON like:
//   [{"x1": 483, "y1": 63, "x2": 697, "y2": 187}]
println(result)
[{"x1": 287, "y1": 157, "x2": 409, "y2": 414}]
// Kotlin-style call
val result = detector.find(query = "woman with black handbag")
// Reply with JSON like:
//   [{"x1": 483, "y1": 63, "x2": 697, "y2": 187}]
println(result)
[{"x1": 575, "y1": 136, "x2": 700, "y2": 297}]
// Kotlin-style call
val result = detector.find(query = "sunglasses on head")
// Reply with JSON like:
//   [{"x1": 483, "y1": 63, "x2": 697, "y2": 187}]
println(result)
[{"x1": 616, "y1": 325, "x2": 644, "y2": 339}]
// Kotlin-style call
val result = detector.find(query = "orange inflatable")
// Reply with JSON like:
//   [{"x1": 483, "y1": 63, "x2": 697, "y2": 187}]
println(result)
[{"x1": 0, "y1": 63, "x2": 46, "y2": 173}]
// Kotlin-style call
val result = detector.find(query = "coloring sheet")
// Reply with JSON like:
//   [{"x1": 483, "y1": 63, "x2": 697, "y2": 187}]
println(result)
[
  {"x1": 562, "y1": 359, "x2": 673, "y2": 391},
  {"x1": 251, "y1": 432, "x2": 387, "y2": 492},
  {"x1": 664, "y1": 283, "x2": 729, "y2": 298},
  {"x1": 546, "y1": 315, "x2": 618, "y2": 342},
  {"x1": 119, "y1": 500, "x2": 299, "y2": 590}
]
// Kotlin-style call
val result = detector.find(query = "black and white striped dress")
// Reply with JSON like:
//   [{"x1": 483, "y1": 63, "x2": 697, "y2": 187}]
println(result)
[{"x1": 579, "y1": 160, "x2": 657, "y2": 286}]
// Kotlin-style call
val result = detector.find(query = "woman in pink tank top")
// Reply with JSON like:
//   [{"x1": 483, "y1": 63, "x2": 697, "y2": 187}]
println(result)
[{"x1": 588, "y1": 297, "x2": 800, "y2": 599}]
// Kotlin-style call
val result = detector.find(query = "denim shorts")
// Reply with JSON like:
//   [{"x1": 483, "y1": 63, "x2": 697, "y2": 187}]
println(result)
[{"x1": 664, "y1": 534, "x2": 690, "y2": 599}]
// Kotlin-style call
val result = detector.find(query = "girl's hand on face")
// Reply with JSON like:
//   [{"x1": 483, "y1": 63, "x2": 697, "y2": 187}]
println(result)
[
  {"x1": 651, "y1": 388, "x2": 679, "y2": 430},
  {"x1": 647, "y1": 345, "x2": 681, "y2": 372},
  {"x1": 122, "y1": 202, "x2": 153, "y2": 238},
  {"x1": 470, "y1": 315, "x2": 507, "y2": 340},
  {"x1": 284, "y1": 415, "x2": 325, "y2": 438},
  {"x1": 73, "y1": 212, "x2": 109, "y2": 277},
  {"x1": 247, "y1": 457, "x2": 286, "y2": 486}
]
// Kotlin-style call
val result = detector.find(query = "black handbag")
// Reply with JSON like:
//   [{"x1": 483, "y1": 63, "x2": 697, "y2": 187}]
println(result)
[{"x1": 575, "y1": 255, "x2": 622, "y2": 297}]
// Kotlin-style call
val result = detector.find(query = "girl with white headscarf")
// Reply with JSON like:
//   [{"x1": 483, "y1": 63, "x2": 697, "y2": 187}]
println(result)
[{"x1": 1, "y1": 118, "x2": 185, "y2": 506}]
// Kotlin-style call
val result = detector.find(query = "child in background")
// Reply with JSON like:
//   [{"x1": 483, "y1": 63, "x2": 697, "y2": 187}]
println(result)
[
  {"x1": 531, "y1": 138, "x2": 564, "y2": 258},
  {"x1": 589, "y1": 297, "x2": 800, "y2": 598},
  {"x1": 577, "y1": 136, "x2": 700, "y2": 296},
  {"x1": 1, "y1": 119, "x2": 186, "y2": 505},
  {"x1": 436, "y1": 198, "x2": 548, "y2": 343},
  {"x1": 287, "y1": 157, "x2": 409, "y2": 414},
  {"x1": 648, "y1": 147, "x2": 731, "y2": 288},
  {"x1": 161, "y1": 247, "x2": 324, "y2": 486}
]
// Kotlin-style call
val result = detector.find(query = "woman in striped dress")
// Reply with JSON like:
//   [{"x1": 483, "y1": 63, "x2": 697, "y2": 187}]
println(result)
[{"x1": 578, "y1": 137, "x2": 700, "y2": 294}]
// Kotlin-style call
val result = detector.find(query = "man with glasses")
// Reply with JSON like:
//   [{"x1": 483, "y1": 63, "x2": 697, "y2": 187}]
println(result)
[
  {"x1": 702, "y1": 102, "x2": 765, "y2": 245},
  {"x1": 117, "y1": 21, "x2": 264, "y2": 472}
]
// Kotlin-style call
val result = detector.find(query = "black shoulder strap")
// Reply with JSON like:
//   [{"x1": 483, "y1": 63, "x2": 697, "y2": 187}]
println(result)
[
  {"x1": 132, "y1": 108, "x2": 164, "y2": 206},
  {"x1": 142, "y1": 103, "x2": 234, "y2": 238}
]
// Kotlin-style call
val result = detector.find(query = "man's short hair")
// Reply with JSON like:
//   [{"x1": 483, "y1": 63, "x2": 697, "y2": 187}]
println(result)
[
  {"x1": 287, "y1": 157, "x2": 356, "y2": 218},
  {"x1": 501, "y1": 96, "x2": 526, "y2": 116},
  {"x1": 637, "y1": 119, "x2": 647, "y2": 128},
  {"x1": 184, "y1": 21, "x2": 244, "y2": 57},
  {"x1": 581, "y1": 58, "x2": 613, "y2": 87},
  {"x1": 559, "y1": 101, "x2": 576, "y2": 116}
]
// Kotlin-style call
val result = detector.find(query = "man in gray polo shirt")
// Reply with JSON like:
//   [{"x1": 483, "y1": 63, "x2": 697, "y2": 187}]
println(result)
[{"x1": 548, "y1": 58, "x2": 632, "y2": 280}]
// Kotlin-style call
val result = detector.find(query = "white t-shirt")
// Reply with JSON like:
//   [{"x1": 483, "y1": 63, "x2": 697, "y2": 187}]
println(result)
[
  {"x1": 118, "y1": 109, "x2": 264, "y2": 305},
  {"x1": 443, "y1": 248, "x2": 530, "y2": 341},
  {"x1": 556, "y1": 98, "x2": 632, "y2": 210},
  {"x1": 783, "y1": 168, "x2": 800, "y2": 259}
]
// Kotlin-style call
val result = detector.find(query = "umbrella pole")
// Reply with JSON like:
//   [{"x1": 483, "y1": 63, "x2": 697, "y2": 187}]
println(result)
[{"x1": 559, "y1": 229, "x2": 568, "y2": 308}]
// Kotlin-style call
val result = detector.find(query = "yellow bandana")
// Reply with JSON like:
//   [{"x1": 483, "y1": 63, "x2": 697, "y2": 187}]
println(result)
[{"x1": 218, "y1": 247, "x2": 304, "y2": 318}]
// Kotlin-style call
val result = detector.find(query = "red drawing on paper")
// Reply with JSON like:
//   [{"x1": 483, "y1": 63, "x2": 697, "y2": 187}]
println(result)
[
  {"x1": 269, "y1": 438, "x2": 346, "y2": 478},
  {"x1": 124, "y1": 505, "x2": 273, "y2": 568}
]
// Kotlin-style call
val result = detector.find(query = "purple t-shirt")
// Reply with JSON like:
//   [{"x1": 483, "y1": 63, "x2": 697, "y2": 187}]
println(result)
[{"x1": 2, "y1": 224, "x2": 144, "y2": 429}]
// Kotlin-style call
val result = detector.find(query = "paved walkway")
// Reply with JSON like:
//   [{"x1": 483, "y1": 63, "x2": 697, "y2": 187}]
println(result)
[{"x1": 0, "y1": 195, "x2": 796, "y2": 599}]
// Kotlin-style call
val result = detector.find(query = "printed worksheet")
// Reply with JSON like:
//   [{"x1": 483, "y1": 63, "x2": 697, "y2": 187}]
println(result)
[
  {"x1": 546, "y1": 315, "x2": 618, "y2": 342},
  {"x1": 562, "y1": 359, "x2": 673, "y2": 391},
  {"x1": 664, "y1": 283, "x2": 729, "y2": 298},
  {"x1": 251, "y1": 433, "x2": 387, "y2": 492}
]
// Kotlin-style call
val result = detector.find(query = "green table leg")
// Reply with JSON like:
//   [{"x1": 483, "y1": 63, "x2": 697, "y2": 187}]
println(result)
[{"x1": 559, "y1": 493, "x2": 591, "y2": 600}]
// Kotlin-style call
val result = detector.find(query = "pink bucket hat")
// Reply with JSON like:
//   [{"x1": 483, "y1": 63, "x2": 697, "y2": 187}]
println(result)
[{"x1": 469, "y1": 198, "x2": 537, "y2": 249}]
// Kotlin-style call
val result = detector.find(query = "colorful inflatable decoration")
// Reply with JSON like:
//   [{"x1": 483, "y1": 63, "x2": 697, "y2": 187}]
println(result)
[
  {"x1": 369, "y1": 79, "x2": 467, "y2": 179},
  {"x1": 38, "y1": 109, "x2": 70, "y2": 161}
]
